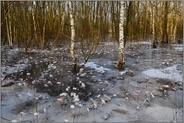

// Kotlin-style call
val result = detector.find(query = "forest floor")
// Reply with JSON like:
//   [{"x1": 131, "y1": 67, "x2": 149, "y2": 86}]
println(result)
[{"x1": 1, "y1": 40, "x2": 183, "y2": 122}]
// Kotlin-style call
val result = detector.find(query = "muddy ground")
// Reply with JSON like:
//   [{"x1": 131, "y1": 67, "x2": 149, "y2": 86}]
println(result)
[{"x1": 1, "y1": 40, "x2": 183, "y2": 122}]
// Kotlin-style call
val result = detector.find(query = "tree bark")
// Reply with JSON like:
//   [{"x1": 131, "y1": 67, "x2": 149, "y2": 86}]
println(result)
[
  {"x1": 31, "y1": 2, "x2": 38, "y2": 45},
  {"x1": 151, "y1": 2, "x2": 156, "y2": 48},
  {"x1": 41, "y1": 2, "x2": 46, "y2": 49},
  {"x1": 172, "y1": 2, "x2": 179, "y2": 44},
  {"x1": 69, "y1": 1, "x2": 77, "y2": 72},
  {"x1": 124, "y1": 1, "x2": 132, "y2": 46},
  {"x1": 162, "y1": 1, "x2": 169, "y2": 44},
  {"x1": 4, "y1": 2, "x2": 13, "y2": 48},
  {"x1": 118, "y1": 1, "x2": 125, "y2": 70}
]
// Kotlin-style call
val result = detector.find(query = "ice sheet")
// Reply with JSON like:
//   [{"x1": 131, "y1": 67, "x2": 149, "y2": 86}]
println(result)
[
  {"x1": 84, "y1": 62, "x2": 110, "y2": 72},
  {"x1": 142, "y1": 65, "x2": 183, "y2": 82}
]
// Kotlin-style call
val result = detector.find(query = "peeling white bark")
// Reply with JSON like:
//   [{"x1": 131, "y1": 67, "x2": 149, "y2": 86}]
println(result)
[
  {"x1": 69, "y1": 1, "x2": 77, "y2": 71},
  {"x1": 118, "y1": 1, "x2": 125, "y2": 69}
]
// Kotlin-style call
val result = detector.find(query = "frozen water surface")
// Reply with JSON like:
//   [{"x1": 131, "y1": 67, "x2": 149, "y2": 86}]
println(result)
[
  {"x1": 143, "y1": 104, "x2": 182, "y2": 122},
  {"x1": 132, "y1": 41, "x2": 151, "y2": 45},
  {"x1": 142, "y1": 65, "x2": 183, "y2": 82},
  {"x1": 174, "y1": 47, "x2": 183, "y2": 51},
  {"x1": 85, "y1": 62, "x2": 110, "y2": 72},
  {"x1": 172, "y1": 44, "x2": 183, "y2": 51},
  {"x1": 1, "y1": 41, "x2": 183, "y2": 122}
]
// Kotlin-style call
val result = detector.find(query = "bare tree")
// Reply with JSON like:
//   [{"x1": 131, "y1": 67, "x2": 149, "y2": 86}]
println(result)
[
  {"x1": 68, "y1": 1, "x2": 77, "y2": 72},
  {"x1": 3, "y1": 1, "x2": 13, "y2": 48},
  {"x1": 1, "y1": 1, "x2": 183, "y2": 49},
  {"x1": 162, "y1": 1, "x2": 169, "y2": 44},
  {"x1": 124, "y1": 1, "x2": 132, "y2": 46},
  {"x1": 150, "y1": 2, "x2": 156, "y2": 48},
  {"x1": 118, "y1": 1, "x2": 125, "y2": 70},
  {"x1": 170, "y1": 2, "x2": 179, "y2": 43},
  {"x1": 31, "y1": 1, "x2": 38, "y2": 45}
]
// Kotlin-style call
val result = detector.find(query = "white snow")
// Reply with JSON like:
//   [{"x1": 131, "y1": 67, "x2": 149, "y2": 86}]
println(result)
[
  {"x1": 119, "y1": 70, "x2": 127, "y2": 75},
  {"x1": 64, "y1": 119, "x2": 69, "y2": 122},
  {"x1": 29, "y1": 49, "x2": 50, "y2": 53},
  {"x1": 57, "y1": 82, "x2": 61, "y2": 85},
  {"x1": 132, "y1": 41, "x2": 151, "y2": 45},
  {"x1": 84, "y1": 62, "x2": 110, "y2": 72},
  {"x1": 70, "y1": 105, "x2": 75, "y2": 109},
  {"x1": 172, "y1": 44, "x2": 183, "y2": 51},
  {"x1": 174, "y1": 47, "x2": 183, "y2": 51},
  {"x1": 20, "y1": 112, "x2": 26, "y2": 115},
  {"x1": 142, "y1": 65, "x2": 183, "y2": 82},
  {"x1": 16, "y1": 64, "x2": 28, "y2": 70},
  {"x1": 59, "y1": 93, "x2": 68, "y2": 97},
  {"x1": 1, "y1": 64, "x2": 28, "y2": 81},
  {"x1": 48, "y1": 64, "x2": 56, "y2": 69},
  {"x1": 10, "y1": 48, "x2": 19, "y2": 52},
  {"x1": 11, "y1": 119, "x2": 18, "y2": 122},
  {"x1": 4, "y1": 66, "x2": 17, "y2": 74},
  {"x1": 4, "y1": 64, "x2": 27, "y2": 73},
  {"x1": 33, "y1": 112, "x2": 39, "y2": 116}
]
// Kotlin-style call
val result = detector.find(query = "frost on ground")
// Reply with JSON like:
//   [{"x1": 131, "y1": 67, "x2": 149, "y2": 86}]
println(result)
[
  {"x1": 1, "y1": 41, "x2": 183, "y2": 122},
  {"x1": 84, "y1": 62, "x2": 110, "y2": 73},
  {"x1": 143, "y1": 64, "x2": 183, "y2": 82},
  {"x1": 172, "y1": 44, "x2": 183, "y2": 51}
]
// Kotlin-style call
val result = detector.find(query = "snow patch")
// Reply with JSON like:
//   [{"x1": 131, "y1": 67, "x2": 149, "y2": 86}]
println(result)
[
  {"x1": 28, "y1": 49, "x2": 50, "y2": 53},
  {"x1": 172, "y1": 44, "x2": 183, "y2": 51},
  {"x1": 119, "y1": 70, "x2": 127, "y2": 75},
  {"x1": 15, "y1": 64, "x2": 28, "y2": 70},
  {"x1": 174, "y1": 47, "x2": 183, "y2": 51},
  {"x1": 1, "y1": 64, "x2": 28, "y2": 79},
  {"x1": 10, "y1": 48, "x2": 19, "y2": 52},
  {"x1": 132, "y1": 41, "x2": 151, "y2": 45},
  {"x1": 84, "y1": 62, "x2": 110, "y2": 72},
  {"x1": 142, "y1": 65, "x2": 183, "y2": 82}
]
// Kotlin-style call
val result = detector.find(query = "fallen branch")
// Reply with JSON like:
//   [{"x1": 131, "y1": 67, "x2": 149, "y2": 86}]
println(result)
[{"x1": 1, "y1": 116, "x2": 11, "y2": 122}]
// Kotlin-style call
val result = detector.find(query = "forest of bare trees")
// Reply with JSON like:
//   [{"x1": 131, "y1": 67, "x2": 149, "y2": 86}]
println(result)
[
  {"x1": 1, "y1": 1, "x2": 183, "y2": 122},
  {"x1": 1, "y1": 1, "x2": 183, "y2": 70},
  {"x1": 2, "y1": 1, "x2": 182, "y2": 47}
]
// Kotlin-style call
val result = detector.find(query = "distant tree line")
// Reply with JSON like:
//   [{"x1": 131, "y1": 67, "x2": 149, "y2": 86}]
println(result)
[
  {"x1": 1, "y1": 1, "x2": 183, "y2": 71},
  {"x1": 1, "y1": 1, "x2": 183, "y2": 49}
]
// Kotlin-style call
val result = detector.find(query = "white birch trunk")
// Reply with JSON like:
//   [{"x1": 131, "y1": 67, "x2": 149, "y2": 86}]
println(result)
[
  {"x1": 69, "y1": 1, "x2": 77, "y2": 72},
  {"x1": 118, "y1": 1, "x2": 125, "y2": 70}
]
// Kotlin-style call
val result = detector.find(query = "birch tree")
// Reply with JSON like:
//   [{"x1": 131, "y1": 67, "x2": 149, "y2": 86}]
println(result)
[
  {"x1": 31, "y1": 1, "x2": 38, "y2": 44},
  {"x1": 3, "y1": 1, "x2": 13, "y2": 48},
  {"x1": 118, "y1": 1, "x2": 125, "y2": 70},
  {"x1": 170, "y1": 2, "x2": 179, "y2": 43},
  {"x1": 69, "y1": 1, "x2": 77, "y2": 72},
  {"x1": 124, "y1": 1, "x2": 132, "y2": 46},
  {"x1": 1, "y1": 1, "x2": 183, "y2": 48},
  {"x1": 151, "y1": 2, "x2": 156, "y2": 48},
  {"x1": 162, "y1": 1, "x2": 169, "y2": 44}
]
